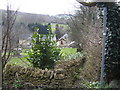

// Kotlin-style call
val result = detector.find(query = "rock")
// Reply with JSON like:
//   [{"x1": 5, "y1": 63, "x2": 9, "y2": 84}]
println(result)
[
  {"x1": 33, "y1": 70, "x2": 41, "y2": 77},
  {"x1": 50, "y1": 71, "x2": 54, "y2": 79},
  {"x1": 43, "y1": 71, "x2": 51, "y2": 78},
  {"x1": 39, "y1": 70, "x2": 45, "y2": 78},
  {"x1": 54, "y1": 74, "x2": 65, "y2": 80},
  {"x1": 55, "y1": 68, "x2": 66, "y2": 74}
]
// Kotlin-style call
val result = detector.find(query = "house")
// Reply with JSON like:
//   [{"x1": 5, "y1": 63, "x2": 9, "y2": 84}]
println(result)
[{"x1": 57, "y1": 33, "x2": 69, "y2": 47}]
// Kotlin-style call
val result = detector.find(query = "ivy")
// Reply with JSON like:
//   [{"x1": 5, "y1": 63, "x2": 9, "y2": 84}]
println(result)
[{"x1": 97, "y1": 2, "x2": 120, "y2": 83}]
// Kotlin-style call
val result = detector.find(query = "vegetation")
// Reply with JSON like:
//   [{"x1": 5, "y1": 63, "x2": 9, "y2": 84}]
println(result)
[
  {"x1": 74, "y1": 1, "x2": 120, "y2": 87},
  {"x1": 61, "y1": 48, "x2": 77, "y2": 57},
  {"x1": 81, "y1": 81, "x2": 109, "y2": 88},
  {"x1": 27, "y1": 24, "x2": 62, "y2": 69},
  {"x1": 12, "y1": 79, "x2": 23, "y2": 89},
  {"x1": 8, "y1": 48, "x2": 79, "y2": 67},
  {"x1": 97, "y1": 2, "x2": 120, "y2": 84},
  {"x1": 2, "y1": 0, "x2": 120, "y2": 89},
  {"x1": 68, "y1": 5, "x2": 102, "y2": 81},
  {"x1": 2, "y1": 2, "x2": 18, "y2": 69},
  {"x1": 61, "y1": 48, "x2": 83, "y2": 60},
  {"x1": 7, "y1": 57, "x2": 31, "y2": 67},
  {"x1": 51, "y1": 23, "x2": 68, "y2": 33}
]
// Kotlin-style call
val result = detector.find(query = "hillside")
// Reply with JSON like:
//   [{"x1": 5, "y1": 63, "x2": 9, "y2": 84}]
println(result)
[
  {"x1": 0, "y1": 9, "x2": 69, "y2": 40},
  {"x1": 0, "y1": 9, "x2": 67, "y2": 24}
]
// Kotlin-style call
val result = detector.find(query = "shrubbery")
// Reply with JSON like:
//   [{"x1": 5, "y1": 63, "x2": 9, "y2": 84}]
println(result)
[
  {"x1": 81, "y1": 81, "x2": 109, "y2": 88},
  {"x1": 27, "y1": 24, "x2": 62, "y2": 69},
  {"x1": 68, "y1": 6, "x2": 102, "y2": 81}
]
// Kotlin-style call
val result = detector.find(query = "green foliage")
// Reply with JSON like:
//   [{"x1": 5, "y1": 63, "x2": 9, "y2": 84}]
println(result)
[
  {"x1": 8, "y1": 48, "x2": 80, "y2": 67},
  {"x1": 97, "y1": 2, "x2": 120, "y2": 83},
  {"x1": 81, "y1": 81, "x2": 100, "y2": 88},
  {"x1": 12, "y1": 79, "x2": 23, "y2": 88},
  {"x1": 81, "y1": 81, "x2": 109, "y2": 88},
  {"x1": 73, "y1": 72, "x2": 79, "y2": 80},
  {"x1": 27, "y1": 24, "x2": 62, "y2": 69}
]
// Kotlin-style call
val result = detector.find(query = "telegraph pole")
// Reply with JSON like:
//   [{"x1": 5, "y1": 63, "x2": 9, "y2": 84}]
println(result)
[{"x1": 100, "y1": 7, "x2": 107, "y2": 88}]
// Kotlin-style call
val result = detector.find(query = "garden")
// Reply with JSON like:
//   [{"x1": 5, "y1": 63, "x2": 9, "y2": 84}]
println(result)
[
  {"x1": 3, "y1": 24, "x2": 86, "y2": 89},
  {"x1": 1, "y1": 1, "x2": 120, "y2": 89}
]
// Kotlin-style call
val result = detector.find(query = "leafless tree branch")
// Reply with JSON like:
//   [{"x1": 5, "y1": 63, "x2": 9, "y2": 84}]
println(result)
[{"x1": 2, "y1": 1, "x2": 18, "y2": 68}]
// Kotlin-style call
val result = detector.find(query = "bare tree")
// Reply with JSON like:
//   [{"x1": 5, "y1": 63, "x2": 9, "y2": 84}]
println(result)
[
  {"x1": 2, "y1": 2, "x2": 18, "y2": 69},
  {"x1": 67, "y1": 5, "x2": 102, "y2": 81},
  {"x1": 55, "y1": 24, "x2": 66, "y2": 41}
]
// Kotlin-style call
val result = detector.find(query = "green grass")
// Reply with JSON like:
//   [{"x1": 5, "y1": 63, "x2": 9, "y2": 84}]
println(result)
[
  {"x1": 61, "y1": 48, "x2": 77, "y2": 57},
  {"x1": 7, "y1": 56, "x2": 31, "y2": 67},
  {"x1": 21, "y1": 48, "x2": 77, "y2": 57},
  {"x1": 61, "y1": 48, "x2": 83, "y2": 60},
  {"x1": 20, "y1": 49, "x2": 31, "y2": 56},
  {"x1": 8, "y1": 48, "x2": 82, "y2": 67},
  {"x1": 7, "y1": 49, "x2": 31, "y2": 67}
]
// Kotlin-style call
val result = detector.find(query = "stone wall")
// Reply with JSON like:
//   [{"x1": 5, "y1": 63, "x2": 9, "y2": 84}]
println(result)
[{"x1": 3, "y1": 58, "x2": 85, "y2": 88}]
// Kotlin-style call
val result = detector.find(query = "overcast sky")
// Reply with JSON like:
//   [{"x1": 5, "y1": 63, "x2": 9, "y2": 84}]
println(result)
[{"x1": 0, "y1": 0, "x2": 80, "y2": 15}]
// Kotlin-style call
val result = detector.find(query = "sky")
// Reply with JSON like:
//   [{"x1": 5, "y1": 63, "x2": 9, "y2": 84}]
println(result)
[{"x1": 0, "y1": 0, "x2": 80, "y2": 15}]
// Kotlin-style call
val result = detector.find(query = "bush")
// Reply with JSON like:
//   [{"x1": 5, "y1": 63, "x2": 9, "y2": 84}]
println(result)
[
  {"x1": 27, "y1": 24, "x2": 62, "y2": 69},
  {"x1": 68, "y1": 6, "x2": 102, "y2": 81},
  {"x1": 81, "y1": 81, "x2": 109, "y2": 88}
]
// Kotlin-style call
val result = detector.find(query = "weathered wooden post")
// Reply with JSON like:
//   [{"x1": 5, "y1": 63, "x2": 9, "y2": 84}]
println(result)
[{"x1": 0, "y1": 10, "x2": 2, "y2": 90}]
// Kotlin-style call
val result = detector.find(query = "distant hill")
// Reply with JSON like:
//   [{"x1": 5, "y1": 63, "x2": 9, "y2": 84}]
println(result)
[
  {"x1": 0, "y1": 9, "x2": 69, "y2": 40},
  {"x1": 0, "y1": 9, "x2": 67, "y2": 25},
  {"x1": 54, "y1": 14, "x2": 74, "y2": 19},
  {"x1": 15, "y1": 11, "x2": 67, "y2": 25}
]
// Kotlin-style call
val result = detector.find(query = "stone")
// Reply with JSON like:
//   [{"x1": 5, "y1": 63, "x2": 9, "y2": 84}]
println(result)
[
  {"x1": 33, "y1": 70, "x2": 41, "y2": 77},
  {"x1": 50, "y1": 71, "x2": 54, "y2": 79},
  {"x1": 43, "y1": 71, "x2": 51, "y2": 78},
  {"x1": 54, "y1": 74, "x2": 65, "y2": 80},
  {"x1": 55, "y1": 68, "x2": 66, "y2": 74}
]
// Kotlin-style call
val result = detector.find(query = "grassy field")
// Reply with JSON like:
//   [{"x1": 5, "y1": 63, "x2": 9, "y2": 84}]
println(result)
[
  {"x1": 7, "y1": 48, "x2": 80, "y2": 67},
  {"x1": 61, "y1": 48, "x2": 77, "y2": 57},
  {"x1": 7, "y1": 56, "x2": 31, "y2": 67}
]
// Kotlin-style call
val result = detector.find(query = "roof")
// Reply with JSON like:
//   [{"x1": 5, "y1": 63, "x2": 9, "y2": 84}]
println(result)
[{"x1": 59, "y1": 33, "x2": 68, "y2": 41}]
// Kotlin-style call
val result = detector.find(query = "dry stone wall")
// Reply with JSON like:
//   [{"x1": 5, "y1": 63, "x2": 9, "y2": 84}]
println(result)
[{"x1": 3, "y1": 58, "x2": 85, "y2": 88}]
